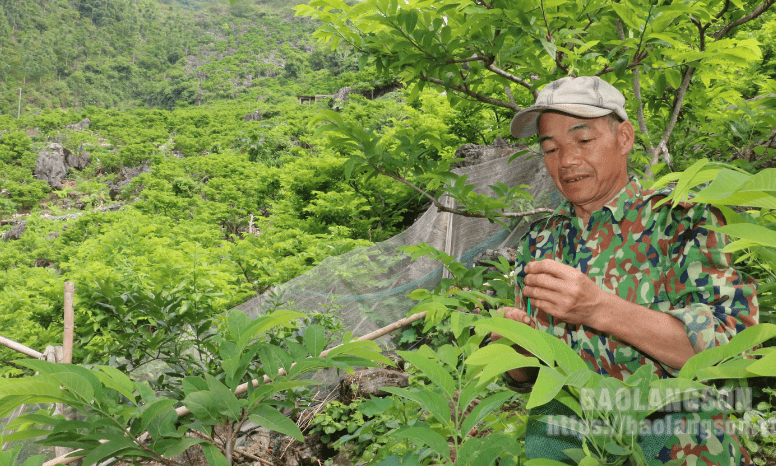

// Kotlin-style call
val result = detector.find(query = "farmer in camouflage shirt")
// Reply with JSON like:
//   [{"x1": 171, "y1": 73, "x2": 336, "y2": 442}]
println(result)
[{"x1": 499, "y1": 76, "x2": 758, "y2": 465}]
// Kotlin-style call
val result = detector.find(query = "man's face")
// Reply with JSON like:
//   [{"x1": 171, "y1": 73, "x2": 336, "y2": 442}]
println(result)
[{"x1": 538, "y1": 112, "x2": 633, "y2": 220}]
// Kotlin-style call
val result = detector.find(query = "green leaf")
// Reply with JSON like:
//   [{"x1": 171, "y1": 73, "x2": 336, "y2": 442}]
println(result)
[
  {"x1": 93, "y1": 365, "x2": 136, "y2": 403},
  {"x1": 81, "y1": 436, "x2": 142, "y2": 466},
  {"x1": 473, "y1": 317, "x2": 556, "y2": 367},
  {"x1": 325, "y1": 340, "x2": 394, "y2": 366},
  {"x1": 393, "y1": 426, "x2": 450, "y2": 460},
  {"x1": 0, "y1": 375, "x2": 65, "y2": 403},
  {"x1": 461, "y1": 391, "x2": 513, "y2": 436},
  {"x1": 540, "y1": 38, "x2": 557, "y2": 60},
  {"x1": 678, "y1": 324, "x2": 776, "y2": 379},
  {"x1": 404, "y1": 9, "x2": 418, "y2": 33},
  {"x1": 201, "y1": 443, "x2": 231, "y2": 466},
  {"x1": 746, "y1": 352, "x2": 776, "y2": 376},
  {"x1": 13, "y1": 361, "x2": 96, "y2": 401},
  {"x1": 249, "y1": 404, "x2": 304, "y2": 441},
  {"x1": 183, "y1": 391, "x2": 222, "y2": 425},
  {"x1": 381, "y1": 386, "x2": 451, "y2": 426},
  {"x1": 711, "y1": 223, "x2": 776, "y2": 249},
  {"x1": 526, "y1": 367, "x2": 567, "y2": 409},
  {"x1": 140, "y1": 399, "x2": 180, "y2": 440},
  {"x1": 205, "y1": 374, "x2": 245, "y2": 420},
  {"x1": 612, "y1": 1, "x2": 642, "y2": 30},
  {"x1": 239, "y1": 310, "x2": 304, "y2": 349},
  {"x1": 304, "y1": 324, "x2": 326, "y2": 357},
  {"x1": 0, "y1": 429, "x2": 52, "y2": 443},
  {"x1": 466, "y1": 344, "x2": 541, "y2": 383},
  {"x1": 524, "y1": 459, "x2": 572, "y2": 466},
  {"x1": 20, "y1": 454, "x2": 46, "y2": 466},
  {"x1": 398, "y1": 348, "x2": 456, "y2": 398}
]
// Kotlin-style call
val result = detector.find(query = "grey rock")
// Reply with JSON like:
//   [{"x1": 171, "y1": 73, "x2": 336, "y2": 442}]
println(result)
[
  {"x1": 2, "y1": 223, "x2": 26, "y2": 241},
  {"x1": 243, "y1": 110, "x2": 262, "y2": 122},
  {"x1": 106, "y1": 165, "x2": 151, "y2": 200},
  {"x1": 452, "y1": 137, "x2": 532, "y2": 168},
  {"x1": 65, "y1": 150, "x2": 91, "y2": 171},
  {"x1": 33, "y1": 143, "x2": 92, "y2": 189},
  {"x1": 33, "y1": 144, "x2": 69, "y2": 189},
  {"x1": 66, "y1": 118, "x2": 90, "y2": 131}
]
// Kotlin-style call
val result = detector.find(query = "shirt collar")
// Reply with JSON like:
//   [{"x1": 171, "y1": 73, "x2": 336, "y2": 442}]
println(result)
[{"x1": 551, "y1": 179, "x2": 667, "y2": 222}]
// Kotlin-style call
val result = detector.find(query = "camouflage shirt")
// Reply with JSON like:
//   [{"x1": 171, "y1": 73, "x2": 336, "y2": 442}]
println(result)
[{"x1": 514, "y1": 179, "x2": 759, "y2": 380}]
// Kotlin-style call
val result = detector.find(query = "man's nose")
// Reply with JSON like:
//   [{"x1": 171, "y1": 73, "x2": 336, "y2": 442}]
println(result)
[{"x1": 558, "y1": 145, "x2": 583, "y2": 167}]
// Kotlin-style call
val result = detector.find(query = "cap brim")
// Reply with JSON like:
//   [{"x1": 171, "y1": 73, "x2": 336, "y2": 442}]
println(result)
[{"x1": 510, "y1": 104, "x2": 614, "y2": 138}]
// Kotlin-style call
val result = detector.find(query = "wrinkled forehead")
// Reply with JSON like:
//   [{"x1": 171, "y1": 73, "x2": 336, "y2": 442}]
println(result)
[{"x1": 537, "y1": 111, "x2": 606, "y2": 140}]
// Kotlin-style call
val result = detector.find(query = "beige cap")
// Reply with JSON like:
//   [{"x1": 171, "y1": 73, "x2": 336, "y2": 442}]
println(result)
[{"x1": 510, "y1": 76, "x2": 629, "y2": 138}]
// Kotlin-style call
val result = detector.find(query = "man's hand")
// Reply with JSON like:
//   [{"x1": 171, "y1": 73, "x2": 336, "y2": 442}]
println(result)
[
  {"x1": 491, "y1": 307, "x2": 539, "y2": 383},
  {"x1": 523, "y1": 259, "x2": 696, "y2": 370},
  {"x1": 523, "y1": 259, "x2": 606, "y2": 329},
  {"x1": 491, "y1": 307, "x2": 537, "y2": 348}
]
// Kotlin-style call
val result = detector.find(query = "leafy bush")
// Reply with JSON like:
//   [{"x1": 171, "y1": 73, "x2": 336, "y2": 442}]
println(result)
[{"x1": 0, "y1": 309, "x2": 393, "y2": 466}]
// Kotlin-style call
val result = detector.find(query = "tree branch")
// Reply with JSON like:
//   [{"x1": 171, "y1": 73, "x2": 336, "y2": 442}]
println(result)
[
  {"x1": 484, "y1": 64, "x2": 535, "y2": 92},
  {"x1": 651, "y1": 66, "x2": 695, "y2": 167},
  {"x1": 504, "y1": 85, "x2": 518, "y2": 108},
  {"x1": 371, "y1": 165, "x2": 553, "y2": 219},
  {"x1": 445, "y1": 55, "x2": 489, "y2": 65},
  {"x1": 615, "y1": 19, "x2": 654, "y2": 175},
  {"x1": 713, "y1": 0, "x2": 776, "y2": 39},
  {"x1": 422, "y1": 75, "x2": 521, "y2": 111}
]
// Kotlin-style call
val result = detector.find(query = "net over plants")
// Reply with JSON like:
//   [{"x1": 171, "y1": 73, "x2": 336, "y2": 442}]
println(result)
[{"x1": 236, "y1": 140, "x2": 561, "y2": 343}]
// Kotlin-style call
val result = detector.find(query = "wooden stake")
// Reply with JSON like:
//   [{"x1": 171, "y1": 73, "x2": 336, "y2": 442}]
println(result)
[
  {"x1": 0, "y1": 335, "x2": 43, "y2": 359},
  {"x1": 63, "y1": 282, "x2": 75, "y2": 364}
]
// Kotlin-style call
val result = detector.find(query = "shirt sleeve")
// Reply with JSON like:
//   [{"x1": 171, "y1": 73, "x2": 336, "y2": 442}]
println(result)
[{"x1": 659, "y1": 203, "x2": 759, "y2": 361}]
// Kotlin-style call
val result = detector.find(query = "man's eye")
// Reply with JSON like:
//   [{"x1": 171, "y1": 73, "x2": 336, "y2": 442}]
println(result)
[
  {"x1": 580, "y1": 138, "x2": 593, "y2": 144},
  {"x1": 543, "y1": 148, "x2": 557, "y2": 155}
]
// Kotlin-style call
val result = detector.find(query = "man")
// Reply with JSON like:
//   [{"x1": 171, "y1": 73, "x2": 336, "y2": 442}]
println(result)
[{"x1": 498, "y1": 76, "x2": 758, "y2": 464}]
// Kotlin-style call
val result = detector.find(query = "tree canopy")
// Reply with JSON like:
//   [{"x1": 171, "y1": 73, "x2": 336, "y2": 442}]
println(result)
[{"x1": 298, "y1": 0, "x2": 776, "y2": 175}]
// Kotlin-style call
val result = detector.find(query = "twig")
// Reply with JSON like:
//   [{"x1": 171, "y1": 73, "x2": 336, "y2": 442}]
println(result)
[
  {"x1": 713, "y1": 0, "x2": 776, "y2": 39},
  {"x1": 421, "y1": 76, "x2": 520, "y2": 111},
  {"x1": 651, "y1": 66, "x2": 694, "y2": 167}
]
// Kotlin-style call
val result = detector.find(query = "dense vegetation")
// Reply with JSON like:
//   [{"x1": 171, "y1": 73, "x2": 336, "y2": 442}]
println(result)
[
  {"x1": 1, "y1": 0, "x2": 776, "y2": 465},
  {"x1": 0, "y1": 0, "x2": 487, "y2": 371}
]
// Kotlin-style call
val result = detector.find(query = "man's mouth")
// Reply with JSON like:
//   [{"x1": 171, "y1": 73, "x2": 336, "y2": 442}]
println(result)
[{"x1": 563, "y1": 175, "x2": 589, "y2": 184}]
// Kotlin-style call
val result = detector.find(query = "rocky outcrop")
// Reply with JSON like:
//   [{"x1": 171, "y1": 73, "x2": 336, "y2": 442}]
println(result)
[
  {"x1": 331, "y1": 81, "x2": 404, "y2": 108},
  {"x1": 2, "y1": 223, "x2": 26, "y2": 242},
  {"x1": 452, "y1": 137, "x2": 532, "y2": 168},
  {"x1": 66, "y1": 118, "x2": 90, "y2": 131},
  {"x1": 106, "y1": 165, "x2": 151, "y2": 200},
  {"x1": 243, "y1": 110, "x2": 262, "y2": 122},
  {"x1": 33, "y1": 143, "x2": 90, "y2": 189}
]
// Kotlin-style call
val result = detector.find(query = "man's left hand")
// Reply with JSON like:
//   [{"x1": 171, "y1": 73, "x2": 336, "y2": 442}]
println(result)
[{"x1": 523, "y1": 259, "x2": 606, "y2": 328}]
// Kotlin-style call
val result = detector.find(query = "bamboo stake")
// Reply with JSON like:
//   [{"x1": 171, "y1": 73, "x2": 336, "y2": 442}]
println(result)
[
  {"x1": 0, "y1": 335, "x2": 43, "y2": 359},
  {"x1": 63, "y1": 282, "x2": 74, "y2": 364}
]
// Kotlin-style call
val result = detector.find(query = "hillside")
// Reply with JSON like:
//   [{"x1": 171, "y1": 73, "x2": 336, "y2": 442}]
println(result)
[
  {"x1": 2, "y1": 1, "x2": 776, "y2": 465},
  {"x1": 0, "y1": 0, "x2": 482, "y2": 375},
  {"x1": 0, "y1": 0, "x2": 354, "y2": 113}
]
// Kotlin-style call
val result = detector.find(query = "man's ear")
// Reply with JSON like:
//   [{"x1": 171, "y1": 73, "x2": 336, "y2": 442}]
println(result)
[{"x1": 617, "y1": 120, "x2": 636, "y2": 155}]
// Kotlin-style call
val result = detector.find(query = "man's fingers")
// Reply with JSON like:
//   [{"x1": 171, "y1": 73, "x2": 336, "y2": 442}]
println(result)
[
  {"x1": 490, "y1": 307, "x2": 537, "y2": 342},
  {"x1": 523, "y1": 273, "x2": 568, "y2": 296},
  {"x1": 525, "y1": 259, "x2": 572, "y2": 277},
  {"x1": 501, "y1": 307, "x2": 537, "y2": 329}
]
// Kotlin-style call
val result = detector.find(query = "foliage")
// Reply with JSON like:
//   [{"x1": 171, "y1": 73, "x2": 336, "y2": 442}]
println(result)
[
  {"x1": 0, "y1": 308, "x2": 393, "y2": 466},
  {"x1": 365, "y1": 241, "x2": 776, "y2": 465},
  {"x1": 649, "y1": 157, "x2": 776, "y2": 324},
  {"x1": 311, "y1": 109, "x2": 539, "y2": 228},
  {"x1": 298, "y1": 0, "x2": 775, "y2": 175}
]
